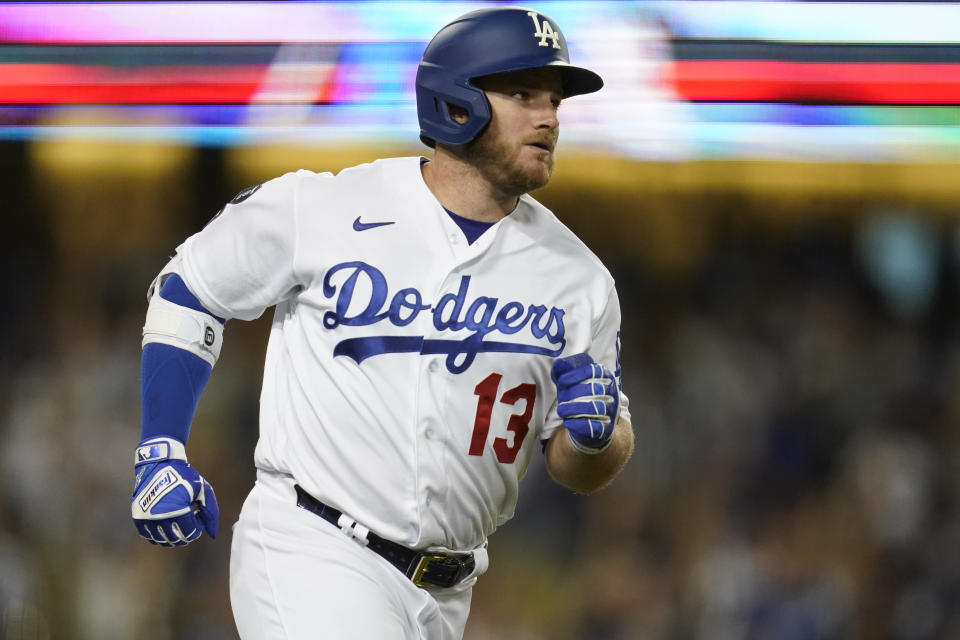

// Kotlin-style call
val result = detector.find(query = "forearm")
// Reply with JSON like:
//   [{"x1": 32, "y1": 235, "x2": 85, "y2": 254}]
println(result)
[
  {"x1": 140, "y1": 343, "x2": 212, "y2": 443},
  {"x1": 545, "y1": 416, "x2": 634, "y2": 494}
]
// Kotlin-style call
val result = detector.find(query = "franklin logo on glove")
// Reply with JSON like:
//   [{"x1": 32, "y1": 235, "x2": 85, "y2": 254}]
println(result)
[{"x1": 138, "y1": 469, "x2": 177, "y2": 511}]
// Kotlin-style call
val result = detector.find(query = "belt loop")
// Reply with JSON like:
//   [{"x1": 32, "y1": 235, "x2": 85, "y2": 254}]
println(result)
[
  {"x1": 336, "y1": 513, "x2": 356, "y2": 536},
  {"x1": 351, "y1": 522, "x2": 371, "y2": 547},
  {"x1": 336, "y1": 513, "x2": 370, "y2": 547},
  {"x1": 471, "y1": 545, "x2": 489, "y2": 578}
]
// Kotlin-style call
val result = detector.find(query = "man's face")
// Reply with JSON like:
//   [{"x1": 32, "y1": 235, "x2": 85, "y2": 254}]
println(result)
[{"x1": 455, "y1": 68, "x2": 563, "y2": 197}]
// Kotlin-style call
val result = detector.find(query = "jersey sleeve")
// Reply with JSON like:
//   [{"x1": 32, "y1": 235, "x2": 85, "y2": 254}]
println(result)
[
  {"x1": 590, "y1": 285, "x2": 630, "y2": 425},
  {"x1": 177, "y1": 171, "x2": 305, "y2": 321},
  {"x1": 540, "y1": 284, "x2": 631, "y2": 443}
]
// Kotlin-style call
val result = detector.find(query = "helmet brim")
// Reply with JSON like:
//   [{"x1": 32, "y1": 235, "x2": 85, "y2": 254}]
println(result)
[
  {"x1": 550, "y1": 62, "x2": 604, "y2": 98},
  {"x1": 470, "y1": 62, "x2": 603, "y2": 99}
]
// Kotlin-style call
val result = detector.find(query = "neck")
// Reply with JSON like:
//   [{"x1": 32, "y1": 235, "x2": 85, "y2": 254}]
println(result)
[{"x1": 421, "y1": 148, "x2": 519, "y2": 223}]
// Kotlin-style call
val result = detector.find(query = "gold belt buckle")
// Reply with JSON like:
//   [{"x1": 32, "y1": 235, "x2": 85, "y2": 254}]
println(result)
[{"x1": 410, "y1": 553, "x2": 449, "y2": 588}]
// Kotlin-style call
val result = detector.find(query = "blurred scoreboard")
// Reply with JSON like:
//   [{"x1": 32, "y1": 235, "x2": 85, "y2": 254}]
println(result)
[{"x1": 1, "y1": 0, "x2": 958, "y2": 160}]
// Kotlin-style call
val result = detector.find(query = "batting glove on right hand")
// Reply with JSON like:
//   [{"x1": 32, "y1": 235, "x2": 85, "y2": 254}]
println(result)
[
  {"x1": 131, "y1": 437, "x2": 219, "y2": 547},
  {"x1": 551, "y1": 353, "x2": 621, "y2": 455}
]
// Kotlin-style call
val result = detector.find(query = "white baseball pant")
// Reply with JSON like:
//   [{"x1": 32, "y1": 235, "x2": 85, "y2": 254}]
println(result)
[{"x1": 229, "y1": 470, "x2": 481, "y2": 639}]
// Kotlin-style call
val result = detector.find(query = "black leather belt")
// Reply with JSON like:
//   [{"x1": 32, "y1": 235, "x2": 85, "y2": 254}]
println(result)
[{"x1": 294, "y1": 484, "x2": 475, "y2": 589}]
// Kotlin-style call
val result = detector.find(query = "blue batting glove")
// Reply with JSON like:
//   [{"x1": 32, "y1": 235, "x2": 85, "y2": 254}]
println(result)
[
  {"x1": 551, "y1": 353, "x2": 621, "y2": 454},
  {"x1": 131, "y1": 437, "x2": 219, "y2": 547}
]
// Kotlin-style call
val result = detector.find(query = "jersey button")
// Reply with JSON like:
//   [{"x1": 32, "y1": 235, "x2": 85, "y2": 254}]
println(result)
[
  {"x1": 449, "y1": 233, "x2": 459, "y2": 245},
  {"x1": 428, "y1": 361, "x2": 439, "y2": 373},
  {"x1": 425, "y1": 427, "x2": 435, "y2": 439}
]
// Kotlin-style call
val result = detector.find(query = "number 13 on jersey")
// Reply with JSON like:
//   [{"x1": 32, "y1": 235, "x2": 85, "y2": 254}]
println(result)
[{"x1": 469, "y1": 373, "x2": 536, "y2": 464}]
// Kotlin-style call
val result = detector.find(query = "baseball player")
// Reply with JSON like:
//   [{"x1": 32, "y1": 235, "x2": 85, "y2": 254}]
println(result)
[{"x1": 131, "y1": 7, "x2": 634, "y2": 639}]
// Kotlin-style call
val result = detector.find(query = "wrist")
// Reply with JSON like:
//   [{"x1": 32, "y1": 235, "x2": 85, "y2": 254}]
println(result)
[
  {"x1": 566, "y1": 427, "x2": 614, "y2": 456},
  {"x1": 135, "y1": 436, "x2": 187, "y2": 466}
]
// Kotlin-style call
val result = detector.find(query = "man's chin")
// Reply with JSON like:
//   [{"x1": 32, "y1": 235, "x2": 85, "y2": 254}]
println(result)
[{"x1": 518, "y1": 161, "x2": 553, "y2": 192}]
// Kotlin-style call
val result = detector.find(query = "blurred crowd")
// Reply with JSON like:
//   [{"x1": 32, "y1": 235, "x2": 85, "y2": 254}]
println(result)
[{"x1": 2, "y1": 141, "x2": 960, "y2": 640}]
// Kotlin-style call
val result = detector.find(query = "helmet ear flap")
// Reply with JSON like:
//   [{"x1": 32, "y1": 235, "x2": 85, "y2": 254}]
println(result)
[{"x1": 415, "y1": 66, "x2": 491, "y2": 147}]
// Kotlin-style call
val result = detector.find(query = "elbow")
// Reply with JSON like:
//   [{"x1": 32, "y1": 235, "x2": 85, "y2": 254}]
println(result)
[{"x1": 547, "y1": 465, "x2": 613, "y2": 495}]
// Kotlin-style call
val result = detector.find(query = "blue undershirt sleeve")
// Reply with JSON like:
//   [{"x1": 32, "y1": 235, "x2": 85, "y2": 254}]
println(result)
[{"x1": 139, "y1": 274, "x2": 225, "y2": 444}]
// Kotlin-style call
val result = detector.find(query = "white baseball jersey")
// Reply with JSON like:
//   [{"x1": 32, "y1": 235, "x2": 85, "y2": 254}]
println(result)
[{"x1": 175, "y1": 156, "x2": 629, "y2": 552}]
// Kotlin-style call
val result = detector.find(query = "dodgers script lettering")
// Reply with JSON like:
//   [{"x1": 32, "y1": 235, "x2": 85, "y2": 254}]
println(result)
[{"x1": 321, "y1": 261, "x2": 566, "y2": 374}]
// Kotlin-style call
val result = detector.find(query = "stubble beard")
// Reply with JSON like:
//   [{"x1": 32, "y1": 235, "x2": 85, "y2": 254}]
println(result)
[{"x1": 458, "y1": 126, "x2": 556, "y2": 198}]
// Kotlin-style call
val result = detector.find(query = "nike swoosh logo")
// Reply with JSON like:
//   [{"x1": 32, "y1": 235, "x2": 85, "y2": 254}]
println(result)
[{"x1": 353, "y1": 217, "x2": 395, "y2": 232}]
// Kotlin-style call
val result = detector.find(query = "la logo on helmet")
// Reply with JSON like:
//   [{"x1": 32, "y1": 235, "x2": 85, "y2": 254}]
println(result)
[{"x1": 527, "y1": 11, "x2": 560, "y2": 49}]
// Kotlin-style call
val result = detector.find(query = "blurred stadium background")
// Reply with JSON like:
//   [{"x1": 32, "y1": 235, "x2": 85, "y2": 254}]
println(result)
[{"x1": 2, "y1": 1, "x2": 960, "y2": 638}]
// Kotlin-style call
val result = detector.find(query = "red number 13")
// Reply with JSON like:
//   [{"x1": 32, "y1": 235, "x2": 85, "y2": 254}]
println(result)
[{"x1": 469, "y1": 373, "x2": 537, "y2": 464}]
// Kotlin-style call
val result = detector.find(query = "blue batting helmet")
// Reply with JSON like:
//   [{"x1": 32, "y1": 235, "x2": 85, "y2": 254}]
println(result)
[{"x1": 416, "y1": 6, "x2": 603, "y2": 148}]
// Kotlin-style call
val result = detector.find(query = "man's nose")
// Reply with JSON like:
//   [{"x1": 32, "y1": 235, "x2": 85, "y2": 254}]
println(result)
[{"x1": 534, "y1": 98, "x2": 559, "y2": 130}]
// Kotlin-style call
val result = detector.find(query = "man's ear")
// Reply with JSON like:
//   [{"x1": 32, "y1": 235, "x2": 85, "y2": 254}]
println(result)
[{"x1": 448, "y1": 103, "x2": 469, "y2": 125}]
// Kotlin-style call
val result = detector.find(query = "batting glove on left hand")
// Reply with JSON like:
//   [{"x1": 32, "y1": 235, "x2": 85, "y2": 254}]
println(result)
[
  {"x1": 131, "y1": 437, "x2": 219, "y2": 547},
  {"x1": 551, "y1": 353, "x2": 621, "y2": 455}
]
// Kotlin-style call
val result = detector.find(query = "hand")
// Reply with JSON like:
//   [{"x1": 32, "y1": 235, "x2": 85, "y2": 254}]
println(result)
[
  {"x1": 131, "y1": 437, "x2": 219, "y2": 546},
  {"x1": 551, "y1": 353, "x2": 621, "y2": 454}
]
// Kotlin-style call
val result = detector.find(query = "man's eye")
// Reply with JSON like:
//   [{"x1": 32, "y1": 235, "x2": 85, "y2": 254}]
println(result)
[{"x1": 511, "y1": 91, "x2": 528, "y2": 100}]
